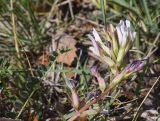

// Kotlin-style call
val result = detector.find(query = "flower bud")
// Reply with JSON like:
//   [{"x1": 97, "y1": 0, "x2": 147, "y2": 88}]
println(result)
[
  {"x1": 91, "y1": 66, "x2": 106, "y2": 92},
  {"x1": 66, "y1": 79, "x2": 75, "y2": 90},
  {"x1": 66, "y1": 80, "x2": 79, "y2": 110},
  {"x1": 108, "y1": 24, "x2": 119, "y2": 56},
  {"x1": 71, "y1": 89, "x2": 79, "y2": 110},
  {"x1": 90, "y1": 28, "x2": 111, "y2": 56},
  {"x1": 90, "y1": 66, "x2": 98, "y2": 76},
  {"x1": 110, "y1": 60, "x2": 145, "y2": 88},
  {"x1": 88, "y1": 34, "x2": 100, "y2": 56},
  {"x1": 124, "y1": 60, "x2": 145, "y2": 77}
]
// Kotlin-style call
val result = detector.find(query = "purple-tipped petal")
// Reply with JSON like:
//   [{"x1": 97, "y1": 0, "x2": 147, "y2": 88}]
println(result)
[
  {"x1": 66, "y1": 79, "x2": 75, "y2": 90},
  {"x1": 90, "y1": 66, "x2": 98, "y2": 76},
  {"x1": 125, "y1": 60, "x2": 144, "y2": 73}
]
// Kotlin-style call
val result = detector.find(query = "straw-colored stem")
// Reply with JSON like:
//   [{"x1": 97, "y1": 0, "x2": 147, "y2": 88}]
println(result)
[
  {"x1": 132, "y1": 76, "x2": 160, "y2": 121},
  {"x1": 16, "y1": 89, "x2": 37, "y2": 119},
  {"x1": 10, "y1": 0, "x2": 20, "y2": 58}
]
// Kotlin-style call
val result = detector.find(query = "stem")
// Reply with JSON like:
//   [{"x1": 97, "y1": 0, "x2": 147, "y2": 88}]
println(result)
[
  {"x1": 15, "y1": 60, "x2": 58, "y2": 119},
  {"x1": 10, "y1": 0, "x2": 20, "y2": 58},
  {"x1": 16, "y1": 89, "x2": 37, "y2": 119},
  {"x1": 68, "y1": 87, "x2": 112, "y2": 121},
  {"x1": 132, "y1": 76, "x2": 160, "y2": 121}
]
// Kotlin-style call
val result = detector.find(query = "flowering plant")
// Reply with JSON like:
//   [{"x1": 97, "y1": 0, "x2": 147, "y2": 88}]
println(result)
[
  {"x1": 88, "y1": 20, "x2": 145, "y2": 93},
  {"x1": 68, "y1": 20, "x2": 145, "y2": 121},
  {"x1": 88, "y1": 20, "x2": 136, "y2": 74}
]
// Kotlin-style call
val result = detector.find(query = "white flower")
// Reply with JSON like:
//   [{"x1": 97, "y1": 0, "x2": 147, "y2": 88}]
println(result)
[
  {"x1": 88, "y1": 34, "x2": 100, "y2": 56},
  {"x1": 116, "y1": 20, "x2": 136, "y2": 48},
  {"x1": 116, "y1": 20, "x2": 137, "y2": 65},
  {"x1": 92, "y1": 28, "x2": 102, "y2": 43},
  {"x1": 89, "y1": 28, "x2": 111, "y2": 56}
]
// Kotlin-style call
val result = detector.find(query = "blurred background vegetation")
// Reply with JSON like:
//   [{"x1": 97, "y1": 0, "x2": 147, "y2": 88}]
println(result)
[{"x1": 0, "y1": 0, "x2": 159, "y2": 120}]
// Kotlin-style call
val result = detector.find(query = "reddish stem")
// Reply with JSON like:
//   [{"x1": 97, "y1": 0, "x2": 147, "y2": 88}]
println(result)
[{"x1": 68, "y1": 87, "x2": 112, "y2": 121}]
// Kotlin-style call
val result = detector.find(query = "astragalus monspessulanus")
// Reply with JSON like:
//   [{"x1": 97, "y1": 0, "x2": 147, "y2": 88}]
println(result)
[
  {"x1": 88, "y1": 20, "x2": 145, "y2": 91},
  {"x1": 68, "y1": 20, "x2": 145, "y2": 121}
]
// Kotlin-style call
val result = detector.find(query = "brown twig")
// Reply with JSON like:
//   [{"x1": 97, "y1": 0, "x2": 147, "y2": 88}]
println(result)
[{"x1": 68, "y1": 87, "x2": 112, "y2": 121}]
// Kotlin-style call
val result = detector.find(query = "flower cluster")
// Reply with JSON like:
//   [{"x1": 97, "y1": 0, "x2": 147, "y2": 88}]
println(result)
[
  {"x1": 88, "y1": 20, "x2": 136, "y2": 74},
  {"x1": 88, "y1": 20, "x2": 145, "y2": 92}
]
